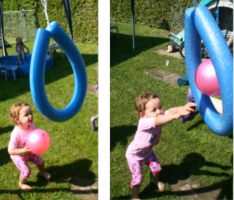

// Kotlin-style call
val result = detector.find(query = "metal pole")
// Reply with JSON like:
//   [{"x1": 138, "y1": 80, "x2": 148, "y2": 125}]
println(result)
[
  {"x1": 130, "y1": 0, "x2": 135, "y2": 50},
  {"x1": 62, "y1": 0, "x2": 73, "y2": 40},
  {"x1": 21, "y1": 10, "x2": 27, "y2": 42},
  {"x1": 0, "y1": 0, "x2": 7, "y2": 56}
]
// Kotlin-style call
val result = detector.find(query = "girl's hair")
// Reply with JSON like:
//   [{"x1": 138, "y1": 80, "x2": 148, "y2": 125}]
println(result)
[
  {"x1": 134, "y1": 93, "x2": 158, "y2": 116},
  {"x1": 9, "y1": 102, "x2": 30, "y2": 124}
]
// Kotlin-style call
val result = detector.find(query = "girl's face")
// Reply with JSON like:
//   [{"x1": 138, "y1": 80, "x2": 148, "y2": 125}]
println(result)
[
  {"x1": 15, "y1": 106, "x2": 33, "y2": 130},
  {"x1": 141, "y1": 97, "x2": 164, "y2": 118},
  {"x1": 16, "y1": 39, "x2": 22, "y2": 44}
]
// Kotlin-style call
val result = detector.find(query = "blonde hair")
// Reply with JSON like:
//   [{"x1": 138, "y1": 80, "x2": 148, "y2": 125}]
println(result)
[
  {"x1": 9, "y1": 102, "x2": 30, "y2": 124},
  {"x1": 134, "y1": 93, "x2": 158, "y2": 116}
]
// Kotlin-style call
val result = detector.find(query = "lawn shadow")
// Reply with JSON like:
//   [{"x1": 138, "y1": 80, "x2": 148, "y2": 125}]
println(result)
[
  {"x1": 145, "y1": 152, "x2": 232, "y2": 199},
  {"x1": 186, "y1": 119, "x2": 205, "y2": 131},
  {"x1": 0, "y1": 41, "x2": 13, "y2": 49},
  {"x1": 0, "y1": 148, "x2": 11, "y2": 166},
  {"x1": 110, "y1": 125, "x2": 137, "y2": 152},
  {"x1": 112, "y1": 153, "x2": 232, "y2": 200},
  {"x1": 0, "y1": 158, "x2": 96, "y2": 199},
  {"x1": 0, "y1": 188, "x2": 69, "y2": 200},
  {"x1": 110, "y1": 32, "x2": 169, "y2": 68},
  {"x1": 0, "y1": 53, "x2": 97, "y2": 102},
  {"x1": 228, "y1": 134, "x2": 233, "y2": 140},
  {"x1": 0, "y1": 125, "x2": 14, "y2": 135},
  {"x1": 187, "y1": 118, "x2": 234, "y2": 138},
  {"x1": 159, "y1": 153, "x2": 231, "y2": 185},
  {"x1": 28, "y1": 158, "x2": 96, "y2": 187}
]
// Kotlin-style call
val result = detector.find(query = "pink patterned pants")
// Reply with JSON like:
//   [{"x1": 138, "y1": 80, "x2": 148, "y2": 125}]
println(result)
[
  {"x1": 127, "y1": 151, "x2": 162, "y2": 186},
  {"x1": 12, "y1": 153, "x2": 44, "y2": 179}
]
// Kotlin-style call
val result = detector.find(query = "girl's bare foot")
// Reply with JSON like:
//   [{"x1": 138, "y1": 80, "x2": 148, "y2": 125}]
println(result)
[
  {"x1": 157, "y1": 181, "x2": 164, "y2": 191},
  {"x1": 40, "y1": 171, "x2": 51, "y2": 180},
  {"x1": 19, "y1": 183, "x2": 32, "y2": 191},
  {"x1": 130, "y1": 198, "x2": 141, "y2": 200},
  {"x1": 151, "y1": 179, "x2": 164, "y2": 191}
]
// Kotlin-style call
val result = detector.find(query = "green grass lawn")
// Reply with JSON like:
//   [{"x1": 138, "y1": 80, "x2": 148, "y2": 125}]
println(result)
[
  {"x1": 110, "y1": 21, "x2": 233, "y2": 200},
  {"x1": 0, "y1": 40, "x2": 98, "y2": 199}
]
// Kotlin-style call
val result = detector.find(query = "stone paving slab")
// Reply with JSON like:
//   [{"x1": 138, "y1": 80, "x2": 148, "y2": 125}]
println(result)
[
  {"x1": 70, "y1": 181, "x2": 98, "y2": 200},
  {"x1": 87, "y1": 85, "x2": 98, "y2": 97},
  {"x1": 144, "y1": 69, "x2": 181, "y2": 86},
  {"x1": 170, "y1": 177, "x2": 224, "y2": 200}
]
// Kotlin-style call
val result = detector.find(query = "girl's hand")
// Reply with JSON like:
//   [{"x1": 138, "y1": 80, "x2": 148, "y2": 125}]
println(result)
[
  {"x1": 23, "y1": 144, "x2": 31, "y2": 153},
  {"x1": 8, "y1": 145, "x2": 31, "y2": 155},
  {"x1": 183, "y1": 102, "x2": 197, "y2": 112},
  {"x1": 176, "y1": 109, "x2": 191, "y2": 118},
  {"x1": 175, "y1": 102, "x2": 197, "y2": 118}
]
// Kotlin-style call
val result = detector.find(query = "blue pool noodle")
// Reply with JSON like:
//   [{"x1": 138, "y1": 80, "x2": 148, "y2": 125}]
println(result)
[{"x1": 30, "y1": 22, "x2": 87, "y2": 122}]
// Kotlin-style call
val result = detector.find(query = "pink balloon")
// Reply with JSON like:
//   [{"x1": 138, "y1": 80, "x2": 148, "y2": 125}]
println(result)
[
  {"x1": 195, "y1": 59, "x2": 220, "y2": 96},
  {"x1": 26, "y1": 129, "x2": 50, "y2": 154}
]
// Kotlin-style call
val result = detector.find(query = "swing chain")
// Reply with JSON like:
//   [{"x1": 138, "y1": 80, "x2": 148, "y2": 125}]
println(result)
[
  {"x1": 41, "y1": 0, "x2": 50, "y2": 27},
  {"x1": 193, "y1": 0, "x2": 198, "y2": 7}
]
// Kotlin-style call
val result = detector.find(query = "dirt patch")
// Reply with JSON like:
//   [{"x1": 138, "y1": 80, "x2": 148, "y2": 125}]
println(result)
[
  {"x1": 93, "y1": 65, "x2": 98, "y2": 70},
  {"x1": 144, "y1": 69, "x2": 181, "y2": 85},
  {"x1": 170, "y1": 177, "x2": 223, "y2": 200},
  {"x1": 87, "y1": 66, "x2": 98, "y2": 96},
  {"x1": 155, "y1": 49, "x2": 183, "y2": 59},
  {"x1": 155, "y1": 49, "x2": 208, "y2": 61},
  {"x1": 87, "y1": 85, "x2": 98, "y2": 97},
  {"x1": 70, "y1": 177, "x2": 98, "y2": 200}
]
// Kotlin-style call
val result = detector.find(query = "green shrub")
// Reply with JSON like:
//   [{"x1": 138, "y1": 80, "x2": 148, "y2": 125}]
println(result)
[
  {"x1": 110, "y1": 0, "x2": 202, "y2": 29},
  {"x1": 3, "y1": 0, "x2": 98, "y2": 43}
]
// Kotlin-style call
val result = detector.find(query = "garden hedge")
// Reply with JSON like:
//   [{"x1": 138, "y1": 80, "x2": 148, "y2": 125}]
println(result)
[{"x1": 110, "y1": 0, "x2": 202, "y2": 29}]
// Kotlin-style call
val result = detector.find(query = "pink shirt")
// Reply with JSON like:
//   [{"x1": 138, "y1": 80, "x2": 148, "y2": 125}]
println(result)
[
  {"x1": 125, "y1": 117, "x2": 162, "y2": 160},
  {"x1": 8, "y1": 124, "x2": 36, "y2": 159}
]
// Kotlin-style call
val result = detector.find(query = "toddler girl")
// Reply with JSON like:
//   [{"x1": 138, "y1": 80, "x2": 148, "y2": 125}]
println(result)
[
  {"x1": 125, "y1": 93, "x2": 196, "y2": 200},
  {"x1": 8, "y1": 102, "x2": 51, "y2": 191},
  {"x1": 16, "y1": 36, "x2": 27, "y2": 64}
]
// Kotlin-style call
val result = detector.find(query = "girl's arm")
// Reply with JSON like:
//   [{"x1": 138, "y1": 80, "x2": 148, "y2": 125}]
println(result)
[
  {"x1": 8, "y1": 145, "x2": 31, "y2": 155},
  {"x1": 22, "y1": 42, "x2": 27, "y2": 48},
  {"x1": 154, "y1": 102, "x2": 196, "y2": 126},
  {"x1": 154, "y1": 112, "x2": 184, "y2": 126},
  {"x1": 167, "y1": 102, "x2": 196, "y2": 115}
]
